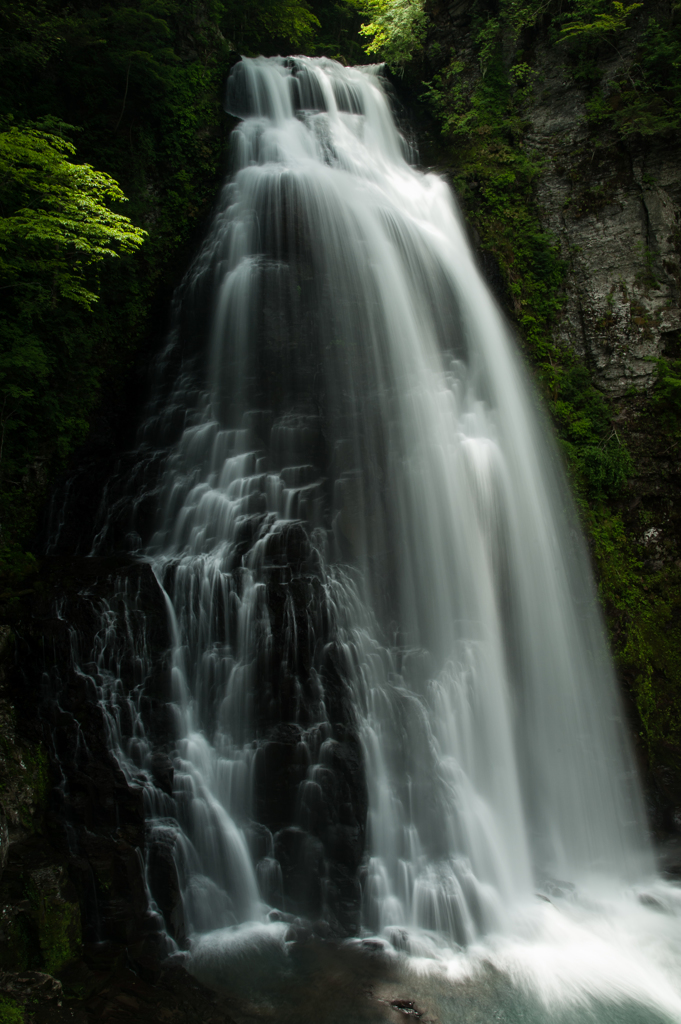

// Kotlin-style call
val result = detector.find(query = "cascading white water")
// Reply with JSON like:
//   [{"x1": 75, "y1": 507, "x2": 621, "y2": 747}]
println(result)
[{"x1": 86, "y1": 54, "x2": 681, "y2": 1020}]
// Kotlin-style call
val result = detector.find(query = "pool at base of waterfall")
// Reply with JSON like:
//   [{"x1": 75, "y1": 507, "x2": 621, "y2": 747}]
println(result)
[{"x1": 185, "y1": 882, "x2": 681, "y2": 1024}]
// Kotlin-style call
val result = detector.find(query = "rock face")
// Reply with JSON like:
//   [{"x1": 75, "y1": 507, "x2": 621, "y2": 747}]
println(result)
[
  {"x1": 0, "y1": 627, "x2": 47, "y2": 882},
  {"x1": 420, "y1": 3, "x2": 681, "y2": 390},
  {"x1": 524, "y1": 49, "x2": 681, "y2": 395},
  {"x1": 0, "y1": 558, "x2": 170, "y2": 981},
  {"x1": 241, "y1": 523, "x2": 367, "y2": 935},
  {"x1": 0, "y1": 526, "x2": 367, "y2": 989},
  {"x1": 415, "y1": 0, "x2": 681, "y2": 832}
]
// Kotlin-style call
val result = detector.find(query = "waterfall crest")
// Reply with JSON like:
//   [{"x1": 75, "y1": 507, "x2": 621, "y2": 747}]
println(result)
[{"x1": 90, "y1": 56, "x2": 654, "y2": 955}]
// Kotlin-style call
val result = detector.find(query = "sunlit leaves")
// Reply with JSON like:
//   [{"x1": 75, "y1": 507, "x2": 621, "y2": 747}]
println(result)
[
  {"x1": 0, "y1": 127, "x2": 147, "y2": 309},
  {"x1": 560, "y1": 0, "x2": 642, "y2": 40},
  {"x1": 349, "y1": 0, "x2": 427, "y2": 69},
  {"x1": 0, "y1": 125, "x2": 146, "y2": 506}
]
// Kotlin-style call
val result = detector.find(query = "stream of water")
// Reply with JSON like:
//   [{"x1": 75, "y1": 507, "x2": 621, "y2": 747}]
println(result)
[{"x1": 80, "y1": 56, "x2": 681, "y2": 1022}]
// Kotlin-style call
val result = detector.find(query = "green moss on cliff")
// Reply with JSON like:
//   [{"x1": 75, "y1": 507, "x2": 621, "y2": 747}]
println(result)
[
  {"x1": 32, "y1": 895, "x2": 81, "y2": 976},
  {"x1": 0, "y1": 869, "x2": 82, "y2": 975},
  {"x1": 418, "y1": 0, "x2": 681, "y2": 809},
  {"x1": 591, "y1": 510, "x2": 681, "y2": 780},
  {"x1": 0, "y1": 912, "x2": 37, "y2": 973},
  {"x1": 25, "y1": 868, "x2": 82, "y2": 974},
  {"x1": 422, "y1": 17, "x2": 632, "y2": 502},
  {"x1": 0, "y1": 691, "x2": 50, "y2": 841},
  {"x1": 0, "y1": 996, "x2": 23, "y2": 1024}
]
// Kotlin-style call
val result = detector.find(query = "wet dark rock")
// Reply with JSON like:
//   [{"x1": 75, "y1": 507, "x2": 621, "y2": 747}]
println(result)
[
  {"x1": 0, "y1": 968, "x2": 62, "y2": 1002},
  {"x1": 389, "y1": 999, "x2": 423, "y2": 1018},
  {"x1": 149, "y1": 752, "x2": 174, "y2": 796},
  {"x1": 261, "y1": 521, "x2": 322, "y2": 574},
  {"x1": 28, "y1": 960, "x2": 239, "y2": 1024},
  {"x1": 254, "y1": 733, "x2": 305, "y2": 831},
  {"x1": 323, "y1": 861, "x2": 363, "y2": 937},
  {"x1": 0, "y1": 556, "x2": 172, "y2": 966},
  {"x1": 147, "y1": 828, "x2": 185, "y2": 945},
  {"x1": 638, "y1": 893, "x2": 666, "y2": 911},
  {"x1": 274, "y1": 827, "x2": 325, "y2": 918},
  {"x1": 0, "y1": 523, "x2": 369, "y2": 979}
]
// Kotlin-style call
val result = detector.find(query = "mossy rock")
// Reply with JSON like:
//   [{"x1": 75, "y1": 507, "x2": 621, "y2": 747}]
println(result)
[
  {"x1": 0, "y1": 632, "x2": 50, "y2": 867},
  {"x1": 0, "y1": 996, "x2": 23, "y2": 1024},
  {"x1": 0, "y1": 911, "x2": 39, "y2": 973},
  {"x1": 26, "y1": 867, "x2": 81, "y2": 976}
]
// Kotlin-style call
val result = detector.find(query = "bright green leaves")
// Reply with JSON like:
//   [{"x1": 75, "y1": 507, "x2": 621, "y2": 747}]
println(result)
[
  {"x1": 0, "y1": 125, "x2": 145, "y2": 548},
  {"x1": 560, "y1": 0, "x2": 642, "y2": 41},
  {"x1": 349, "y1": 0, "x2": 427, "y2": 70},
  {"x1": 0, "y1": 126, "x2": 146, "y2": 309}
]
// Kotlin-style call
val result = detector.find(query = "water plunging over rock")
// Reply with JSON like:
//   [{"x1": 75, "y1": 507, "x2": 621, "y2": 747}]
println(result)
[
  {"x1": 28, "y1": 54, "x2": 681, "y2": 1023},
  {"x1": 120, "y1": 53, "x2": 649, "y2": 940}
]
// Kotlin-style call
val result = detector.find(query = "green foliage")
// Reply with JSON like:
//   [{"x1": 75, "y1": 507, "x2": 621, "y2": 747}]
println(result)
[
  {"x1": 574, "y1": 439, "x2": 633, "y2": 495},
  {"x1": 308, "y1": 0, "x2": 366, "y2": 62},
  {"x1": 421, "y1": 60, "x2": 475, "y2": 137},
  {"x1": 220, "y1": 0, "x2": 321, "y2": 51},
  {"x1": 0, "y1": 121, "x2": 147, "y2": 587},
  {"x1": 550, "y1": 362, "x2": 633, "y2": 498},
  {"x1": 0, "y1": 2, "x2": 63, "y2": 73},
  {"x1": 0, "y1": 125, "x2": 146, "y2": 308},
  {"x1": 590, "y1": 508, "x2": 681, "y2": 758},
  {"x1": 475, "y1": 16, "x2": 502, "y2": 77},
  {"x1": 256, "y1": 0, "x2": 321, "y2": 47},
  {"x1": 0, "y1": 996, "x2": 23, "y2": 1024},
  {"x1": 559, "y1": 1, "x2": 681, "y2": 136},
  {"x1": 502, "y1": 0, "x2": 553, "y2": 33},
  {"x1": 30, "y1": 890, "x2": 81, "y2": 975},
  {"x1": 350, "y1": 0, "x2": 428, "y2": 69},
  {"x1": 419, "y1": 0, "x2": 681, "y2": 780},
  {"x1": 0, "y1": 0, "x2": 365, "y2": 594},
  {"x1": 651, "y1": 356, "x2": 681, "y2": 432},
  {"x1": 560, "y1": 0, "x2": 642, "y2": 40}
]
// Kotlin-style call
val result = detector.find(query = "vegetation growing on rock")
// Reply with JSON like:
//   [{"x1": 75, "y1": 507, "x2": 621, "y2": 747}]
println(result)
[
  {"x1": 0, "y1": 996, "x2": 23, "y2": 1024},
  {"x1": 393, "y1": 0, "x2": 681, "y2": 820}
]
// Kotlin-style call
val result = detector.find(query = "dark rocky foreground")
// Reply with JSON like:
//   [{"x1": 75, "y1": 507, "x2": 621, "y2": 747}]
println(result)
[
  {"x1": 0, "y1": 947, "x2": 443, "y2": 1024},
  {"x1": 2, "y1": 549, "x2": 680, "y2": 1023},
  {"x1": 0, "y1": 544, "x2": 371, "y2": 1021},
  {"x1": 1, "y1": 961, "x2": 237, "y2": 1024}
]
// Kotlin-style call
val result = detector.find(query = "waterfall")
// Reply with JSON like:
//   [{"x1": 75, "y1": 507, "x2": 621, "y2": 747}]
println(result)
[{"x1": 71, "y1": 54, "x2": 681, "y2": 1019}]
